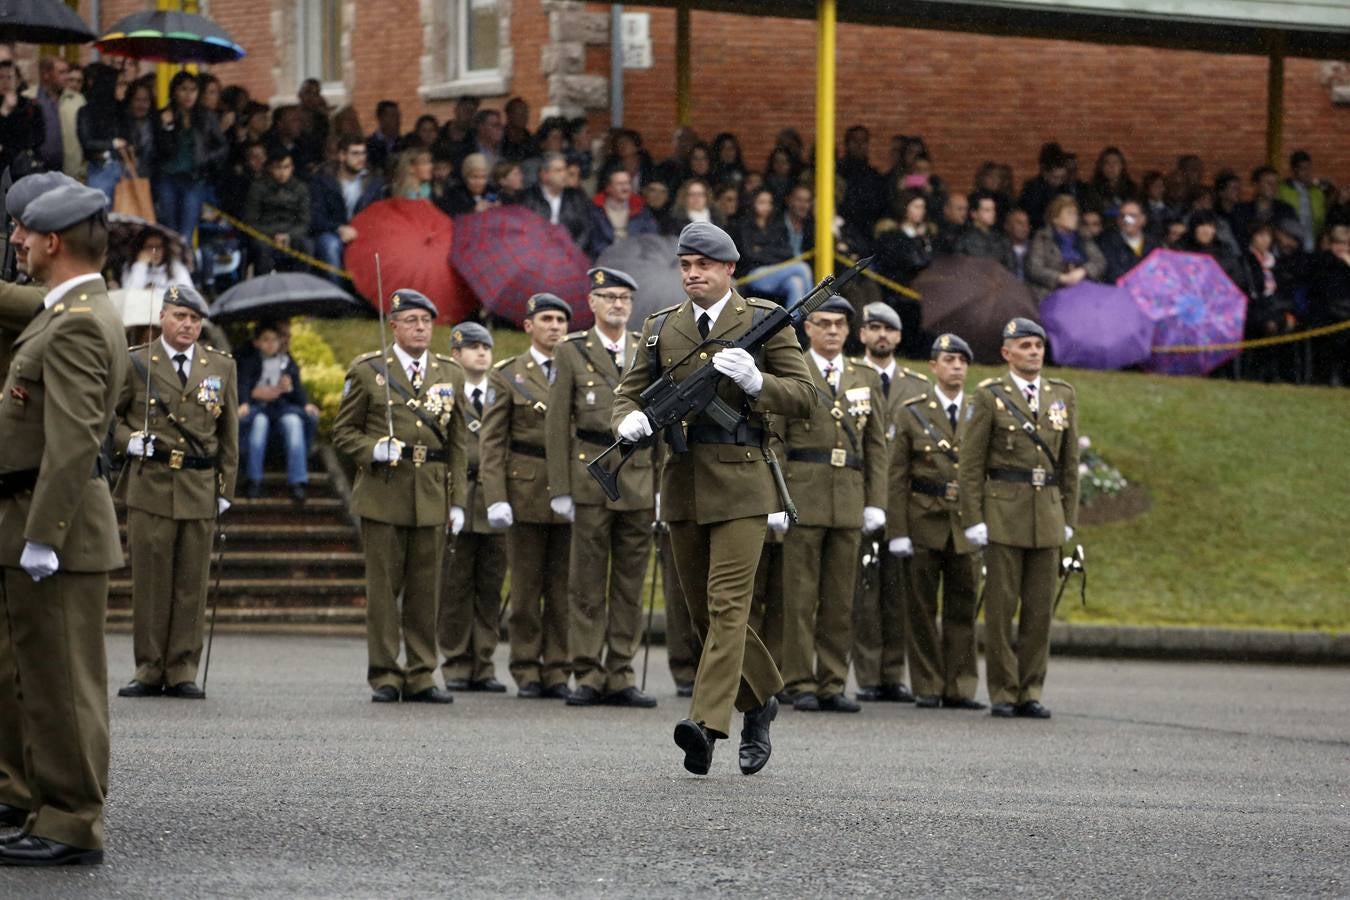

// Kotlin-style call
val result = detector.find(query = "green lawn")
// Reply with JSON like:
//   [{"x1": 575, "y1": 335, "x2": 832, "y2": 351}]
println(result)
[{"x1": 312, "y1": 319, "x2": 1349, "y2": 632}]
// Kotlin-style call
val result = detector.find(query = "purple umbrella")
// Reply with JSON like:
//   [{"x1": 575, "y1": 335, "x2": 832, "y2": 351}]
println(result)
[
  {"x1": 1119, "y1": 249, "x2": 1247, "y2": 376},
  {"x1": 1040, "y1": 282, "x2": 1153, "y2": 370}
]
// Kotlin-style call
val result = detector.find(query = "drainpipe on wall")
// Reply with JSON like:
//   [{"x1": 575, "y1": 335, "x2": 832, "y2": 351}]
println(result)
[{"x1": 610, "y1": 5, "x2": 624, "y2": 127}]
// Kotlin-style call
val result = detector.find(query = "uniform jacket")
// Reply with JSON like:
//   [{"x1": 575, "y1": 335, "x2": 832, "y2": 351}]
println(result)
[
  {"x1": 460, "y1": 376, "x2": 501, "y2": 534},
  {"x1": 0, "y1": 281, "x2": 45, "y2": 379},
  {"x1": 888, "y1": 388, "x2": 974, "y2": 554},
  {"x1": 781, "y1": 356, "x2": 887, "y2": 528},
  {"x1": 957, "y1": 372, "x2": 1080, "y2": 549},
  {"x1": 546, "y1": 328, "x2": 655, "y2": 512},
  {"x1": 479, "y1": 351, "x2": 568, "y2": 525},
  {"x1": 612, "y1": 293, "x2": 817, "y2": 525},
  {"x1": 113, "y1": 341, "x2": 240, "y2": 519},
  {"x1": 0, "y1": 278, "x2": 128, "y2": 571},
  {"x1": 332, "y1": 349, "x2": 468, "y2": 528}
]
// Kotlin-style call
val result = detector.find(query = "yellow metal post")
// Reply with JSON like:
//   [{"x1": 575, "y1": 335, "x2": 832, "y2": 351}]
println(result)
[
  {"x1": 675, "y1": 2, "x2": 691, "y2": 127},
  {"x1": 813, "y1": 0, "x2": 836, "y2": 281},
  {"x1": 1265, "y1": 31, "x2": 1285, "y2": 170}
]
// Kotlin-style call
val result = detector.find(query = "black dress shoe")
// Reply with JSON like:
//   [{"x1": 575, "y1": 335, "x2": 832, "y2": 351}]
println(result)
[
  {"x1": 516, "y1": 682, "x2": 543, "y2": 699},
  {"x1": 607, "y1": 686, "x2": 657, "y2": 708},
  {"x1": 566, "y1": 685, "x2": 601, "y2": 707},
  {"x1": 915, "y1": 694, "x2": 942, "y2": 708},
  {"x1": 470, "y1": 677, "x2": 507, "y2": 693},
  {"x1": 443, "y1": 678, "x2": 472, "y2": 691},
  {"x1": 542, "y1": 683, "x2": 573, "y2": 701},
  {"x1": 165, "y1": 681, "x2": 205, "y2": 699},
  {"x1": 117, "y1": 680, "x2": 162, "y2": 698},
  {"x1": 819, "y1": 693, "x2": 862, "y2": 713},
  {"x1": 405, "y1": 686, "x2": 453, "y2": 704},
  {"x1": 675, "y1": 682, "x2": 694, "y2": 698},
  {"x1": 1016, "y1": 700, "x2": 1051, "y2": 719},
  {"x1": 0, "y1": 831, "x2": 24, "y2": 846},
  {"x1": 0, "y1": 835, "x2": 103, "y2": 866},
  {"x1": 792, "y1": 692, "x2": 820, "y2": 712},
  {"x1": 855, "y1": 686, "x2": 883, "y2": 702},
  {"x1": 881, "y1": 683, "x2": 916, "y2": 703},
  {"x1": 371, "y1": 685, "x2": 400, "y2": 703},
  {"x1": 738, "y1": 696, "x2": 778, "y2": 776},
  {"x1": 943, "y1": 697, "x2": 988, "y2": 711},
  {"x1": 673, "y1": 719, "x2": 716, "y2": 775},
  {"x1": 0, "y1": 803, "x2": 27, "y2": 829},
  {"x1": 990, "y1": 702, "x2": 1016, "y2": 718}
]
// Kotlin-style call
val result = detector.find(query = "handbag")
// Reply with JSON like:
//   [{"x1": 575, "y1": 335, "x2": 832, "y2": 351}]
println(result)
[{"x1": 112, "y1": 146, "x2": 156, "y2": 223}]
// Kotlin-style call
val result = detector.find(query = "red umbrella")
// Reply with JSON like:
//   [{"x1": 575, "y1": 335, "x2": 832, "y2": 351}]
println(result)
[
  {"x1": 345, "y1": 199, "x2": 475, "y2": 324},
  {"x1": 449, "y1": 206, "x2": 592, "y2": 329}
]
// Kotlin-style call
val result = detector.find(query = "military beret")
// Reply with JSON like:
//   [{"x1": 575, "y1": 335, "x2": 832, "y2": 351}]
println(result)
[
  {"x1": 813, "y1": 294, "x2": 854, "y2": 319},
  {"x1": 675, "y1": 221, "x2": 740, "y2": 262},
  {"x1": 5, "y1": 171, "x2": 79, "y2": 222},
  {"x1": 451, "y1": 321, "x2": 493, "y2": 349},
  {"x1": 21, "y1": 183, "x2": 108, "y2": 234},
  {"x1": 587, "y1": 266, "x2": 638, "y2": 293},
  {"x1": 162, "y1": 284, "x2": 209, "y2": 317},
  {"x1": 862, "y1": 302, "x2": 900, "y2": 330},
  {"x1": 931, "y1": 332, "x2": 973, "y2": 362},
  {"x1": 1003, "y1": 317, "x2": 1046, "y2": 342},
  {"x1": 389, "y1": 288, "x2": 437, "y2": 317},
  {"x1": 525, "y1": 292, "x2": 572, "y2": 320}
]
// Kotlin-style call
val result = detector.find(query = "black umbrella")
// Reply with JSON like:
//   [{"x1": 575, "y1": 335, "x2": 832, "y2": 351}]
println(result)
[
  {"x1": 209, "y1": 272, "x2": 365, "y2": 324},
  {"x1": 95, "y1": 10, "x2": 244, "y2": 64},
  {"x1": 0, "y1": 0, "x2": 96, "y2": 44}
]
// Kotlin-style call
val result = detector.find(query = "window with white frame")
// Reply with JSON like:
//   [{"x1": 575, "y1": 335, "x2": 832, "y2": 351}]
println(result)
[
  {"x1": 456, "y1": 0, "x2": 501, "y2": 82},
  {"x1": 296, "y1": 0, "x2": 343, "y2": 88}
]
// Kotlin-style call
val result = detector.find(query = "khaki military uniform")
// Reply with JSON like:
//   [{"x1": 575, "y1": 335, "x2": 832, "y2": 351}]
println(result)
[
  {"x1": 780, "y1": 358, "x2": 888, "y2": 699},
  {"x1": 438, "y1": 376, "x2": 506, "y2": 685},
  {"x1": 546, "y1": 328, "x2": 655, "y2": 694},
  {"x1": 851, "y1": 363, "x2": 929, "y2": 692},
  {"x1": 0, "y1": 277, "x2": 128, "y2": 851},
  {"x1": 0, "y1": 282, "x2": 43, "y2": 378},
  {"x1": 613, "y1": 294, "x2": 816, "y2": 737},
  {"x1": 889, "y1": 388, "x2": 980, "y2": 701},
  {"x1": 480, "y1": 352, "x2": 571, "y2": 690},
  {"x1": 958, "y1": 373, "x2": 1080, "y2": 706},
  {"x1": 332, "y1": 350, "x2": 468, "y2": 695}
]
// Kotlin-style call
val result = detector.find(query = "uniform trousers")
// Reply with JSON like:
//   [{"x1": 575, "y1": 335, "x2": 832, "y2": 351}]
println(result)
[
  {"x1": 907, "y1": 542, "x2": 980, "y2": 700},
  {"x1": 982, "y1": 542, "x2": 1057, "y2": 706},
  {"x1": 781, "y1": 525, "x2": 860, "y2": 699},
  {"x1": 127, "y1": 508, "x2": 215, "y2": 686},
  {"x1": 505, "y1": 522, "x2": 571, "y2": 689},
  {"x1": 851, "y1": 544, "x2": 908, "y2": 689},
  {"x1": 361, "y1": 519, "x2": 443, "y2": 695},
  {"x1": 568, "y1": 505, "x2": 650, "y2": 693},
  {"x1": 438, "y1": 530, "x2": 506, "y2": 683}
]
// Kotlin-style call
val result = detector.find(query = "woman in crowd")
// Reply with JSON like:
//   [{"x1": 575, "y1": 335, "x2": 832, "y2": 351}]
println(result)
[
  {"x1": 522, "y1": 118, "x2": 569, "y2": 186},
  {"x1": 1141, "y1": 170, "x2": 1175, "y2": 243},
  {"x1": 710, "y1": 132, "x2": 746, "y2": 186},
  {"x1": 399, "y1": 114, "x2": 439, "y2": 152},
  {"x1": 667, "y1": 178, "x2": 722, "y2": 235},
  {"x1": 1084, "y1": 146, "x2": 1137, "y2": 222},
  {"x1": 1180, "y1": 209, "x2": 1247, "y2": 292},
  {"x1": 122, "y1": 80, "x2": 157, "y2": 183},
  {"x1": 1026, "y1": 195, "x2": 1107, "y2": 302},
  {"x1": 763, "y1": 146, "x2": 801, "y2": 207},
  {"x1": 389, "y1": 147, "x2": 435, "y2": 201},
  {"x1": 732, "y1": 186, "x2": 814, "y2": 303},
  {"x1": 686, "y1": 142, "x2": 714, "y2": 186},
  {"x1": 1237, "y1": 223, "x2": 1292, "y2": 382},
  {"x1": 874, "y1": 188, "x2": 934, "y2": 286},
  {"x1": 121, "y1": 229, "x2": 193, "y2": 291},
  {"x1": 642, "y1": 180, "x2": 675, "y2": 233},
  {"x1": 973, "y1": 160, "x2": 1012, "y2": 227},
  {"x1": 152, "y1": 71, "x2": 228, "y2": 241},
  {"x1": 713, "y1": 182, "x2": 742, "y2": 222},
  {"x1": 492, "y1": 159, "x2": 525, "y2": 205},
  {"x1": 1306, "y1": 224, "x2": 1350, "y2": 385},
  {"x1": 439, "y1": 152, "x2": 497, "y2": 215},
  {"x1": 77, "y1": 63, "x2": 126, "y2": 201}
]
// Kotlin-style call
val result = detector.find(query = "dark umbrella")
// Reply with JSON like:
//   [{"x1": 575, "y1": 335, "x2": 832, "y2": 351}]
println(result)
[
  {"x1": 1040, "y1": 282, "x2": 1154, "y2": 370},
  {"x1": 0, "y1": 0, "x2": 95, "y2": 44},
  {"x1": 450, "y1": 205, "x2": 593, "y2": 329},
  {"x1": 915, "y1": 256, "x2": 1038, "y2": 365},
  {"x1": 95, "y1": 10, "x2": 244, "y2": 63},
  {"x1": 209, "y1": 272, "x2": 366, "y2": 324},
  {"x1": 345, "y1": 198, "x2": 475, "y2": 324},
  {"x1": 595, "y1": 233, "x2": 683, "y2": 324}
]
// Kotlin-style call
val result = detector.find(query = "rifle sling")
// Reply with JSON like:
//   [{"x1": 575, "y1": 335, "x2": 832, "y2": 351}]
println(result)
[
  {"x1": 815, "y1": 386, "x2": 861, "y2": 456},
  {"x1": 986, "y1": 384, "x2": 1058, "y2": 468},
  {"x1": 905, "y1": 403, "x2": 960, "y2": 463},
  {"x1": 367, "y1": 359, "x2": 449, "y2": 448},
  {"x1": 130, "y1": 352, "x2": 209, "y2": 458}
]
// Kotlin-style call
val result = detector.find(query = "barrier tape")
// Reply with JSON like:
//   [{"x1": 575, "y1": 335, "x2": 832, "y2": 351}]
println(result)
[
  {"x1": 203, "y1": 204, "x2": 353, "y2": 279},
  {"x1": 1148, "y1": 318, "x2": 1350, "y2": 354},
  {"x1": 836, "y1": 252, "x2": 923, "y2": 301}
]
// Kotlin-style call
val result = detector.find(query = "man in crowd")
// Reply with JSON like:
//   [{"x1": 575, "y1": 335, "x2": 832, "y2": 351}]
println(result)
[
  {"x1": 0, "y1": 60, "x2": 44, "y2": 175},
  {"x1": 366, "y1": 100, "x2": 401, "y2": 176},
  {"x1": 332, "y1": 289, "x2": 467, "y2": 704},
  {"x1": 521, "y1": 152, "x2": 592, "y2": 251},
  {"x1": 0, "y1": 183, "x2": 128, "y2": 866},
  {"x1": 58, "y1": 63, "x2": 85, "y2": 180},
  {"x1": 838, "y1": 124, "x2": 885, "y2": 238},
  {"x1": 1098, "y1": 199, "x2": 1158, "y2": 282},
  {"x1": 934, "y1": 192, "x2": 970, "y2": 256},
  {"x1": 588, "y1": 169, "x2": 658, "y2": 258},
  {"x1": 887, "y1": 333, "x2": 983, "y2": 711},
  {"x1": 452, "y1": 108, "x2": 504, "y2": 174},
  {"x1": 438, "y1": 322, "x2": 507, "y2": 693},
  {"x1": 310, "y1": 136, "x2": 384, "y2": 282},
  {"x1": 784, "y1": 183, "x2": 815, "y2": 260},
  {"x1": 546, "y1": 267, "x2": 658, "y2": 709},
  {"x1": 114, "y1": 286, "x2": 238, "y2": 700},
  {"x1": 779, "y1": 296, "x2": 888, "y2": 714},
  {"x1": 956, "y1": 190, "x2": 1016, "y2": 271},
  {"x1": 28, "y1": 55, "x2": 66, "y2": 172},
  {"x1": 1017, "y1": 147, "x2": 1072, "y2": 231},
  {"x1": 1005, "y1": 208, "x2": 1032, "y2": 281},
  {"x1": 480, "y1": 293, "x2": 574, "y2": 700},
  {"x1": 243, "y1": 148, "x2": 312, "y2": 275},
  {"x1": 263, "y1": 105, "x2": 320, "y2": 176},
  {"x1": 613, "y1": 222, "x2": 815, "y2": 776},
  {"x1": 959, "y1": 318, "x2": 1080, "y2": 720},
  {"x1": 1278, "y1": 150, "x2": 1325, "y2": 252},
  {"x1": 236, "y1": 321, "x2": 317, "y2": 502},
  {"x1": 501, "y1": 97, "x2": 535, "y2": 161},
  {"x1": 1232, "y1": 165, "x2": 1297, "y2": 247}
]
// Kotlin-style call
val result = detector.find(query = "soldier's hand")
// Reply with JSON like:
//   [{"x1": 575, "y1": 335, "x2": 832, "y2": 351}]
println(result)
[
  {"x1": 549, "y1": 495, "x2": 576, "y2": 523},
  {"x1": 863, "y1": 506, "x2": 887, "y2": 533},
  {"x1": 19, "y1": 541, "x2": 58, "y2": 581},
  {"x1": 373, "y1": 437, "x2": 404, "y2": 463},
  {"x1": 1064, "y1": 526, "x2": 1074, "y2": 543},
  {"x1": 127, "y1": 433, "x2": 154, "y2": 459},
  {"x1": 964, "y1": 523, "x2": 989, "y2": 548},
  {"x1": 711, "y1": 347, "x2": 763, "y2": 395},
  {"x1": 487, "y1": 502, "x2": 514, "y2": 529},
  {"x1": 888, "y1": 537, "x2": 914, "y2": 558},
  {"x1": 767, "y1": 511, "x2": 790, "y2": 534},
  {"x1": 217, "y1": 498, "x2": 231, "y2": 516},
  {"x1": 449, "y1": 506, "x2": 465, "y2": 536},
  {"x1": 617, "y1": 410, "x2": 653, "y2": 442}
]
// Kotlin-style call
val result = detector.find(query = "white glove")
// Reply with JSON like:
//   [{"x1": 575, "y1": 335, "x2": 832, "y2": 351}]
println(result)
[
  {"x1": 863, "y1": 506, "x2": 886, "y2": 533},
  {"x1": 486, "y1": 501, "x2": 514, "y2": 529},
  {"x1": 449, "y1": 506, "x2": 465, "y2": 535},
  {"x1": 1064, "y1": 526, "x2": 1074, "y2": 543},
  {"x1": 654, "y1": 492, "x2": 661, "y2": 522},
  {"x1": 372, "y1": 437, "x2": 404, "y2": 463},
  {"x1": 888, "y1": 537, "x2": 914, "y2": 558},
  {"x1": 550, "y1": 495, "x2": 575, "y2": 522},
  {"x1": 617, "y1": 410, "x2": 653, "y2": 442},
  {"x1": 217, "y1": 498, "x2": 231, "y2": 516},
  {"x1": 767, "y1": 511, "x2": 790, "y2": 534},
  {"x1": 711, "y1": 347, "x2": 764, "y2": 395},
  {"x1": 127, "y1": 433, "x2": 154, "y2": 458},
  {"x1": 964, "y1": 523, "x2": 989, "y2": 548},
  {"x1": 20, "y1": 541, "x2": 58, "y2": 581}
]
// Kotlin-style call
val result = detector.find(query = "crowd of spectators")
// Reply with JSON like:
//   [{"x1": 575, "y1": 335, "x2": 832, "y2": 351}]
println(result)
[{"x1": 2, "y1": 53, "x2": 1347, "y2": 385}]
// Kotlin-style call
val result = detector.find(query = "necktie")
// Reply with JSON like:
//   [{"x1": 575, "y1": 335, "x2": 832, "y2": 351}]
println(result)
[
  {"x1": 173, "y1": 353, "x2": 188, "y2": 386},
  {"x1": 543, "y1": 359, "x2": 554, "y2": 384},
  {"x1": 472, "y1": 387, "x2": 483, "y2": 417},
  {"x1": 879, "y1": 371, "x2": 891, "y2": 398},
  {"x1": 409, "y1": 360, "x2": 422, "y2": 391},
  {"x1": 1024, "y1": 383, "x2": 1038, "y2": 417},
  {"x1": 608, "y1": 348, "x2": 621, "y2": 371},
  {"x1": 824, "y1": 363, "x2": 838, "y2": 393},
  {"x1": 697, "y1": 312, "x2": 711, "y2": 339},
  {"x1": 947, "y1": 402, "x2": 958, "y2": 430}
]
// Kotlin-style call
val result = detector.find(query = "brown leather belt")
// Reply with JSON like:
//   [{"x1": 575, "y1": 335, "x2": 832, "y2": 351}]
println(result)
[
  {"x1": 911, "y1": 477, "x2": 959, "y2": 501},
  {"x1": 788, "y1": 448, "x2": 862, "y2": 470},
  {"x1": 509, "y1": 441, "x2": 547, "y2": 459},
  {"x1": 988, "y1": 466, "x2": 1058, "y2": 487}
]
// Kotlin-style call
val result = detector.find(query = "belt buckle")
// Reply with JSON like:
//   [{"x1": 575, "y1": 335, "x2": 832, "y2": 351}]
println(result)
[
  {"x1": 169, "y1": 449, "x2": 184, "y2": 470},
  {"x1": 412, "y1": 444, "x2": 428, "y2": 467},
  {"x1": 944, "y1": 481, "x2": 959, "y2": 501},
  {"x1": 1031, "y1": 466, "x2": 1047, "y2": 487},
  {"x1": 830, "y1": 448, "x2": 847, "y2": 468}
]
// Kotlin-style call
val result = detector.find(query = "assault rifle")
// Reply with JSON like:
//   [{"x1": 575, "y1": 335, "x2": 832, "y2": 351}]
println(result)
[{"x1": 586, "y1": 255, "x2": 875, "y2": 502}]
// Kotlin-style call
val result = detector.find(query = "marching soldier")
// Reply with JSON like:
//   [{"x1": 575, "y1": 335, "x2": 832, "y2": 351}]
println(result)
[
  {"x1": 113, "y1": 285, "x2": 239, "y2": 699},
  {"x1": 779, "y1": 296, "x2": 888, "y2": 713},
  {"x1": 332, "y1": 289, "x2": 468, "y2": 704},
  {"x1": 437, "y1": 322, "x2": 506, "y2": 692},
  {"x1": 0, "y1": 184, "x2": 128, "y2": 866},
  {"x1": 480, "y1": 293, "x2": 573, "y2": 700},
  {"x1": 851, "y1": 302, "x2": 927, "y2": 703},
  {"x1": 959, "y1": 318, "x2": 1080, "y2": 719},
  {"x1": 887, "y1": 333, "x2": 984, "y2": 710},
  {"x1": 546, "y1": 267, "x2": 658, "y2": 708},
  {"x1": 0, "y1": 173, "x2": 77, "y2": 376},
  {"x1": 613, "y1": 222, "x2": 816, "y2": 776}
]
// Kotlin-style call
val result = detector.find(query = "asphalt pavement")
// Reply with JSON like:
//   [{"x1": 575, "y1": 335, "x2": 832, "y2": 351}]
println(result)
[{"x1": 2, "y1": 634, "x2": 1346, "y2": 898}]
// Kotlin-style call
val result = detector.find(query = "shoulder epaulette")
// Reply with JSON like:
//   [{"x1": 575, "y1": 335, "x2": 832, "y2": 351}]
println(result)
[
  {"x1": 205, "y1": 345, "x2": 232, "y2": 358},
  {"x1": 434, "y1": 352, "x2": 453, "y2": 362},
  {"x1": 903, "y1": 393, "x2": 927, "y2": 406},
  {"x1": 563, "y1": 331, "x2": 587, "y2": 342},
  {"x1": 745, "y1": 297, "x2": 777, "y2": 309},
  {"x1": 978, "y1": 377, "x2": 998, "y2": 388},
  {"x1": 354, "y1": 349, "x2": 381, "y2": 364},
  {"x1": 629, "y1": 330, "x2": 643, "y2": 339},
  {"x1": 492, "y1": 356, "x2": 516, "y2": 370},
  {"x1": 129, "y1": 342, "x2": 149, "y2": 352},
  {"x1": 847, "y1": 356, "x2": 866, "y2": 365},
  {"x1": 1046, "y1": 376, "x2": 1073, "y2": 389},
  {"x1": 901, "y1": 368, "x2": 929, "y2": 382},
  {"x1": 647, "y1": 303, "x2": 680, "y2": 319}
]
